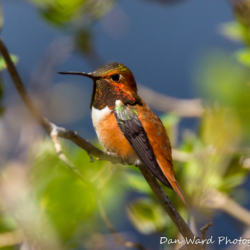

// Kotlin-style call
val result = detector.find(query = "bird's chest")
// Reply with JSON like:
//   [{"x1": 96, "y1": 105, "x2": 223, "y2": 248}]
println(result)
[
  {"x1": 91, "y1": 106, "x2": 112, "y2": 131},
  {"x1": 91, "y1": 106, "x2": 118, "y2": 149},
  {"x1": 91, "y1": 106, "x2": 137, "y2": 162}
]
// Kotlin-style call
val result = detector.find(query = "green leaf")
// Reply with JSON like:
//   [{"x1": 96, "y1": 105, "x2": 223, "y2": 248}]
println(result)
[
  {"x1": 221, "y1": 174, "x2": 246, "y2": 190},
  {"x1": 125, "y1": 172, "x2": 151, "y2": 194},
  {"x1": 126, "y1": 198, "x2": 169, "y2": 234},
  {"x1": 29, "y1": 0, "x2": 116, "y2": 27},
  {"x1": 160, "y1": 113, "x2": 180, "y2": 147},
  {"x1": 160, "y1": 113, "x2": 180, "y2": 127},
  {"x1": 31, "y1": 139, "x2": 127, "y2": 241},
  {"x1": 235, "y1": 49, "x2": 250, "y2": 67},
  {"x1": 219, "y1": 21, "x2": 246, "y2": 42},
  {"x1": 0, "y1": 54, "x2": 19, "y2": 71}
]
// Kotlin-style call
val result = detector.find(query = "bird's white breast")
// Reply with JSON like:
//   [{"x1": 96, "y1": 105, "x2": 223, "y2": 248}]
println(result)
[
  {"x1": 91, "y1": 106, "x2": 112, "y2": 128},
  {"x1": 91, "y1": 106, "x2": 112, "y2": 147}
]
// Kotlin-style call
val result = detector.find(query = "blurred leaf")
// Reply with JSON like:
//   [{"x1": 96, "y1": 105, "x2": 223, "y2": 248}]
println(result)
[
  {"x1": 126, "y1": 198, "x2": 169, "y2": 234},
  {"x1": 161, "y1": 113, "x2": 180, "y2": 126},
  {"x1": 32, "y1": 141, "x2": 95, "y2": 240},
  {"x1": 220, "y1": 21, "x2": 247, "y2": 42},
  {"x1": 221, "y1": 156, "x2": 248, "y2": 191},
  {"x1": 219, "y1": 21, "x2": 250, "y2": 45},
  {"x1": 0, "y1": 214, "x2": 18, "y2": 232},
  {"x1": 235, "y1": 49, "x2": 250, "y2": 67},
  {"x1": 187, "y1": 49, "x2": 250, "y2": 208},
  {"x1": 0, "y1": 55, "x2": 19, "y2": 71},
  {"x1": 181, "y1": 108, "x2": 241, "y2": 199},
  {"x1": 29, "y1": 0, "x2": 116, "y2": 27},
  {"x1": 222, "y1": 174, "x2": 246, "y2": 190},
  {"x1": 40, "y1": 3, "x2": 83, "y2": 27},
  {"x1": 31, "y1": 139, "x2": 126, "y2": 242},
  {"x1": 125, "y1": 171, "x2": 151, "y2": 194},
  {"x1": 195, "y1": 51, "x2": 250, "y2": 140},
  {"x1": 180, "y1": 130, "x2": 203, "y2": 153},
  {"x1": 201, "y1": 108, "x2": 241, "y2": 151},
  {"x1": 161, "y1": 113, "x2": 180, "y2": 147}
]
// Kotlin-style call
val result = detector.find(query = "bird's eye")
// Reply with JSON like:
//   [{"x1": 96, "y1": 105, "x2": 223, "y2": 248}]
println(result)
[{"x1": 111, "y1": 74, "x2": 120, "y2": 82}]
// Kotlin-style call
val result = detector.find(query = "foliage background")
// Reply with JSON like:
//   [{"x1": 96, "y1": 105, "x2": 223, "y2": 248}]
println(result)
[{"x1": 0, "y1": 0, "x2": 250, "y2": 250}]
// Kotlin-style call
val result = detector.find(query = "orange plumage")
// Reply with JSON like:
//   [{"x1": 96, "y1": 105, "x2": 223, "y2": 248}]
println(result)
[{"x1": 59, "y1": 62, "x2": 185, "y2": 204}]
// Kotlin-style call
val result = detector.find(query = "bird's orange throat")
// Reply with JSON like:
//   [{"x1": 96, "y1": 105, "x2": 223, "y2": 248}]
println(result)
[{"x1": 91, "y1": 78, "x2": 141, "y2": 110}]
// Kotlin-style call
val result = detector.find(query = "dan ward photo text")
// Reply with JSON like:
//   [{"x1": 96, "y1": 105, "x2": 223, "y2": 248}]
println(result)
[{"x1": 160, "y1": 236, "x2": 250, "y2": 246}]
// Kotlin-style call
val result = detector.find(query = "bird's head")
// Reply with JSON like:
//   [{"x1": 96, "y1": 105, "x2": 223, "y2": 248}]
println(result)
[
  {"x1": 59, "y1": 62, "x2": 138, "y2": 92},
  {"x1": 59, "y1": 62, "x2": 140, "y2": 109}
]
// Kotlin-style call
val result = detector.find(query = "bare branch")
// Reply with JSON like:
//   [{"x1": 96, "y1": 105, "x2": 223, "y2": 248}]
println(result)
[
  {"x1": 235, "y1": 227, "x2": 250, "y2": 250},
  {"x1": 29, "y1": 37, "x2": 73, "y2": 90},
  {"x1": 200, "y1": 222, "x2": 213, "y2": 250},
  {"x1": 0, "y1": 229, "x2": 24, "y2": 248},
  {"x1": 50, "y1": 123, "x2": 148, "y2": 250},
  {"x1": 202, "y1": 189, "x2": 250, "y2": 226},
  {"x1": 138, "y1": 84, "x2": 203, "y2": 117},
  {"x1": 0, "y1": 36, "x2": 201, "y2": 249}
]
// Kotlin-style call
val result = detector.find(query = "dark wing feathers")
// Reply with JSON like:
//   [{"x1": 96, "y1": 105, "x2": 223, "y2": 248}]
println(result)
[{"x1": 114, "y1": 109, "x2": 172, "y2": 189}]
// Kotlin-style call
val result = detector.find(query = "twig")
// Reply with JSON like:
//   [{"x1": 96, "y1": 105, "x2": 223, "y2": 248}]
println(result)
[
  {"x1": 96, "y1": 197, "x2": 148, "y2": 250},
  {"x1": 200, "y1": 222, "x2": 213, "y2": 250},
  {"x1": 138, "y1": 84, "x2": 203, "y2": 117},
  {"x1": 51, "y1": 125, "x2": 123, "y2": 164},
  {"x1": 202, "y1": 189, "x2": 250, "y2": 226},
  {"x1": 50, "y1": 123, "x2": 148, "y2": 250},
  {"x1": 50, "y1": 124, "x2": 89, "y2": 179},
  {"x1": 0, "y1": 229, "x2": 24, "y2": 248},
  {"x1": 0, "y1": 36, "x2": 201, "y2": 249},
  {"x1": 172, "y1": 149, "x2": 191, "y2": 162},
  {"x1": 232, "y1": 227, "x2": 250, "y2": 250},
  {"x1": 29, "y1": 37, "x2": 73, "y2": 90}
]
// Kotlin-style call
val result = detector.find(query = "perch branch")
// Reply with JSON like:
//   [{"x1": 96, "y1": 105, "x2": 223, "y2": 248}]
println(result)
[
  {"x1": 50, "y1": 126, "x2": 148, "y2": 250},
  {"x1": 138, "y1": 165, "x2": 201, "y2": 250},
  {"x1": 0, "y1": 37, "x2": 200, "y2": 249}
]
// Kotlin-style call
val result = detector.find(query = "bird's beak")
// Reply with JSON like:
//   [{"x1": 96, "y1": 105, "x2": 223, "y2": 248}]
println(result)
[{"x1": 58, "y1": 71, "x2": 100, "y2": 80}]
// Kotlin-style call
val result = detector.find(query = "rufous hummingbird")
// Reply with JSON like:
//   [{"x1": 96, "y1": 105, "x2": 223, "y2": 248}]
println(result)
[{"x1": 59, "y1": 62, "x2": 185, "y2": 203}]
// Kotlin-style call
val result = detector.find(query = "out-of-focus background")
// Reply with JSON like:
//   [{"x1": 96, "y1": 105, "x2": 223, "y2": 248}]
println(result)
[{"x1": 0, "y1": 0, "x2": 250, "y2": 249}]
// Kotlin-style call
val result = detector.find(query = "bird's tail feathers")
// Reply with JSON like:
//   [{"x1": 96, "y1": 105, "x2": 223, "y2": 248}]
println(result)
[{"x1": 157, "y1": 161, "x2": 187, "y2": 205}]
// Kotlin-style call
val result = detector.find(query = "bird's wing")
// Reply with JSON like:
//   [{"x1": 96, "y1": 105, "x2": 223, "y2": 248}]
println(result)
[
  {"x1": 114, "y1": 101, "x2": 172, "y2": 188},
  {"x1": 114, "y1": 100, "x2": 186, "y2": 204}
]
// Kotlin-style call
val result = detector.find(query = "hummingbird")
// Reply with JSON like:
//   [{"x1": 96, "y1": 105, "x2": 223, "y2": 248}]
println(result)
[{"x1": 59, "y1": 62, "x2": 185, "y2": 203}]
